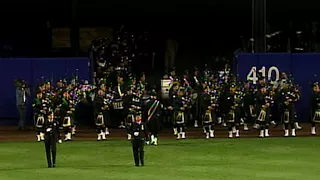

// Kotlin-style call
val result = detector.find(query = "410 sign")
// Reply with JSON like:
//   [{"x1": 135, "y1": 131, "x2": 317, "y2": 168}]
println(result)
[{"x1": 246, "y1": 66, "x2": 281, "y2": 84}]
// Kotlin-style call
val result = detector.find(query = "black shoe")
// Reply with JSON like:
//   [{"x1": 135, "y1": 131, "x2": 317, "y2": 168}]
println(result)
[
  {"x1": 141, "y1": 164, "x2": 144, "y2": 166},
  {"x1": 135, "y1": 164, "x2": 139, "y2": 167},
  {"x1": 53, "y1": 164, "x2": 56, "y2": 168},
  {"x1": 48, "y1": 165, "x2": 52, "y2": 168}
]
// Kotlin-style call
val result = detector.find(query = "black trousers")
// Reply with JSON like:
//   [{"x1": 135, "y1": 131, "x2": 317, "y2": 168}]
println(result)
[
  {"x1": 36, "y1": 127, "x2": 44, "y2": 135},
  {"x1": 131, "y1": 139, "x2": 145, "y2": 166},
  {"x1": 148, "y1": 118, "x2": 161, "y2": 137},
  {"x1": 45, "y1": 135, "x2": 57, "y2": 166},
  {"x1": 113, "y1": 109, "x2": 124, "y2": 126},
  {"x1": 17, "y1": 105, "x2": 26, "y2": 128},
  {"x1": 64, "y1": 126, "x2": 72, "y2": 134},
  {"x1": 96, "y1": 125, "x2": 106, "y2": 133}
]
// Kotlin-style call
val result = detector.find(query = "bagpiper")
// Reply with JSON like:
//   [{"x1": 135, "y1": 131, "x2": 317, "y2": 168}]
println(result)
[
  {"x1": 224, "y1": 84, "x2": 241, "y2": 138},
  {"x1": 112, "y1": 74, "x2": 126, "y2": 128},
  {"x1": 169, "y1": 78, "x2": 180, "y2": 136},
  {"x1": 32, "y1": 91, "x2": 46, "y2": 142},
  {"x1": 310, "y1": 82, "x2": 320, "y2": 135},
  {"x1": 172, "y1": 87, "x2": 190, "y2": 139},
  {"x1": 94, "y1": 89, "x2": 108, "y2": 140},
  {"x1": 61, "y1": 91, "x2": 72, "y2": 141},
  {"x1": 200, "y1": 86, "x2": 216, "y2": 139},
  {"x1": 144, "y1": 89, "x2": 162, "y2": 145},
  {"x1": 190, "y1": 67, "x2": 202, "y2": 128},
  {"x1": 279, "y1": 83, "x2": 298, "y2": 137},
  {"x1": 256, "y1": 86, "x2": 271, "y2": 138},
  {"x1": 123, "y1": 85, "x2": 137, "y2": 140}
]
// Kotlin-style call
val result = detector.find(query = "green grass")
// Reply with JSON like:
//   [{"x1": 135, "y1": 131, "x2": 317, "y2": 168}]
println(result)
[{"x1": 1, "y1": 138, "x2": 320, "y2": 180}]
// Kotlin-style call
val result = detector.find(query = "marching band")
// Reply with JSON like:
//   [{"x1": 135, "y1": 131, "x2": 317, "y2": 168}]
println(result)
[{"x1": 31, "y1": 65, "x2": 320, "y2": 144}]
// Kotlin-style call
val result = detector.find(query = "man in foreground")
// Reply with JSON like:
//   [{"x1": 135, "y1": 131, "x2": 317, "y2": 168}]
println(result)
[
  {"x1": 44, "y1": 111, "x2": 60, "y2": 168},
  {"x1": 130, "y1": 113, "x2": 148, "y2": 166}
]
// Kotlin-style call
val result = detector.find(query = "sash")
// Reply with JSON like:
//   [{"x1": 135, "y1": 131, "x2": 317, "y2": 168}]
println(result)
[
  {"x1": 168, "y1": 76, "x2": 174, "y2": 90},
  {"x1": 184, "y1": 78, "x2": 190, "y2": 89},
  {"x1": 194, "y1": 76, "x2": 199, "y2": 84},
  {"x1": 148, "y1": 100, "x2": 160, "y2": 121},
  {"x1": 249, "y1": 105, "x2": 256, "y2": 117},
  {"x1": 118, "y1": 85, "x2": 124, "y2": 97}
]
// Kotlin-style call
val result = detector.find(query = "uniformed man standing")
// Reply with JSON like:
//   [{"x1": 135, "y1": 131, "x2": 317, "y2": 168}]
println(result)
[
  {"x1": 44, "y1": 112, "x2": 60, "y2": 168},
  {"x1": 280, "y1": 84, "x2": 297, "y2": 137},
  {"x1": 310, "y1": 82, "x2": 320, "y2": 135},
  {"x1": 130, "y1": 113, "x2": 148, "y2": 167}
]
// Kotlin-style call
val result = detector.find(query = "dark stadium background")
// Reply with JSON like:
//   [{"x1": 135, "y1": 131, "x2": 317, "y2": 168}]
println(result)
[{"x1": 0, "y1": 0, "x2": 319, "y2": 73}]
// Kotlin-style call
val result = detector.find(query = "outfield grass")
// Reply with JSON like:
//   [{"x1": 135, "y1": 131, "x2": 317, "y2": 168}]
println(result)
[{"x1": 0, "y1": 137, "x2": 320, "y2": 180}]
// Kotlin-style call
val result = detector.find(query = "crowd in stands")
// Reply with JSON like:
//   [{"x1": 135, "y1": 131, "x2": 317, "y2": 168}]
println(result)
[
  {"x1": 241, "y1": 21, "x2": 320, "y2": 53},
  {"x1": 90, "y1": 26, "x2": 154, "y2": 86}
]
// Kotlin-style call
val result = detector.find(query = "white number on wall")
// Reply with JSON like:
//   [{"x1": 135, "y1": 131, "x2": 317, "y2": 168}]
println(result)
[
  {"x1": 246, "y1": 67, "x2": 258, "y2": 84},
  {"x1": 246, "y1": 66, "x2": 280, "y2": 84}
]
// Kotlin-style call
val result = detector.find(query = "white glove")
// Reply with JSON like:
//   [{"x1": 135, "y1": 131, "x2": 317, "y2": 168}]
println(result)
[
  {"x1": 134, "y1": 132, "x2": 139, "y2": 136},
  {"x1": 46, "y1": 128, "x2": 52, "y2": 132}
]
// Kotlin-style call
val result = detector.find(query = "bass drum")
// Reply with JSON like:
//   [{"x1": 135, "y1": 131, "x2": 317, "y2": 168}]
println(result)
[{"x1": 161, "y1": 79, "x2": 171, "y2": 99}]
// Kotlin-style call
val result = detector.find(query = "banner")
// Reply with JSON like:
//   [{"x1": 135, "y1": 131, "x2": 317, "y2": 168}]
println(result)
[
  {"x1": 236, "y1": 53, "x2": 320, "y2": 122},
  {"x1": 0, "y1": 58, "x2": 89, "y2": 124}
]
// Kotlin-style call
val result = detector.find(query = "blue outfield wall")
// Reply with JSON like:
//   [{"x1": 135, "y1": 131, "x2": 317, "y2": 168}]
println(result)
[
  {"x1": 0, "y1": 58, "x2": 90, "y2": 125},
  {"x1": 236, "y1": 53, "x2": 320, "y2": 122}
]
